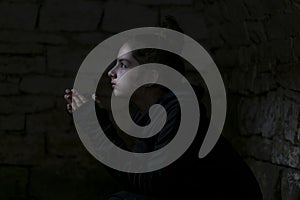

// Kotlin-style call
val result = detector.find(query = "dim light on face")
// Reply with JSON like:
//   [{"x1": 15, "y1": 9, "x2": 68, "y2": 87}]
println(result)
[{"x1": 108, "y1": 44, "x2": 141, "y2": 97}]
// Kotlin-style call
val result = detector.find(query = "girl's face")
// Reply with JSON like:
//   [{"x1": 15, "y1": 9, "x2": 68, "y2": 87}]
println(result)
[{"x1": 107, "y1": 44, "x2": 140, "y2": 97}]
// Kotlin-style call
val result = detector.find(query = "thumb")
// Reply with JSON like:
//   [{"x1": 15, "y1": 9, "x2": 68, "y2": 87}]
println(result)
[{"x1": 92, "y1": 93, "x2": 101, "y2": 104}]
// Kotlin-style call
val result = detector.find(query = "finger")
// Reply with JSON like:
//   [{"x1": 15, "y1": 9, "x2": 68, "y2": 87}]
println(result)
[
  {"x1": 92, "y1": 94, "x2": 104, "y2": 109},
  {"x1": 71, "y1": 88, "x2": 87, "y2": 104},
  {"x1": 65, "y1": 88, "x2": 72, "y2": 94},
  {"x1": 71, "y1": 89, "x2": 86, "y2": 104},
  {"x1": 66, "y1": 104, "x2": 72, "y2": 113},
  {"x1": 67, "y1": 103, "x2": 72, "y2": 110},
  {"x1": 64, "y1": 94, "x2": 72, "y2": 104},
  {"x1": 71, "y1": 88, "x2": 77, "y2": 95},
  {"x1": 77, "y1": 93, "x2": 87, "y2": 104},
  {"x1": 72, "y1": 95, "x2": 84, "y2": 108},
  {"x1": 92, "y1": 93, "x2": 100, "y2": 103},
  {"x1": 71, "y1": 101, "x2": 78, "y2": 111}
]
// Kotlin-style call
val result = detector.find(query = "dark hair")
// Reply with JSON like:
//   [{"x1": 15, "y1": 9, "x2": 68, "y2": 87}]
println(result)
[{"x1": 130, "y1": 16, "x2": 185, "y2": 75}]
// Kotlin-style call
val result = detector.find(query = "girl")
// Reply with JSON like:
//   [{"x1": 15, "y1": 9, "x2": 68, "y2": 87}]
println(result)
[{"x1": 65, "y1": 17, "x2": 262, "y2": 200}]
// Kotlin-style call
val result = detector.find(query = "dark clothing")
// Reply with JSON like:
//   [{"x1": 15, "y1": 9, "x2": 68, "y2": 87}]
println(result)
[{"x1": 78, "y1": 88, "x2": 263, "y2": 200}]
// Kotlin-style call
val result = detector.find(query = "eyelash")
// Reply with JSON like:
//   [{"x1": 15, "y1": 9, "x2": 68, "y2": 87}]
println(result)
[{"x1": 120, "y1": 62, "x2": 127, "y2": 69}]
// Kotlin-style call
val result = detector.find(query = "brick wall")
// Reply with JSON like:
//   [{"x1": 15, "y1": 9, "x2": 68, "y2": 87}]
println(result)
[{"x1": 0, "y1": 0, "x2": 299, "y2": 199}]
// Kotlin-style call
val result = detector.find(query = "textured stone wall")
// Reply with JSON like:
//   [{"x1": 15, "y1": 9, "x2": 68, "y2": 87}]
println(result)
[{"x1": 0, "y1": 0, "x2": 299, "y2": 199}]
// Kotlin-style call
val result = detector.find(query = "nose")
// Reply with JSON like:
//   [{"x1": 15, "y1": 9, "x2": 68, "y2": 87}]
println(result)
[{"x1": 108, "y1": 65, "x2": 117, "y2": 78}]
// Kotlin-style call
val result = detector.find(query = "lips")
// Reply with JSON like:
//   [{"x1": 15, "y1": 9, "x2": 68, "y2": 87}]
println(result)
[{"x1": 111, "y1": 81, "x2": 116, "y2": 88}]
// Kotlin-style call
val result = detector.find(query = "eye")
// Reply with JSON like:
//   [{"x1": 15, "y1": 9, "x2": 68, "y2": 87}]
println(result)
[{"x1": 120, "y1": 62, "x2": 127, "y2": 69}]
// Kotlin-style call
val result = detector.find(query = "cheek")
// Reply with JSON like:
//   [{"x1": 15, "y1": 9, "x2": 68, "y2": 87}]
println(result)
[
  {"x1": 118, "y1": 76, "x2": 134, "y2": 91},
  {"x1": 118, "y1": 70, "x2": 139, "y2": 87},
  {"x1": 115, "y1": 72, "x2": 140, "y2": 96}
]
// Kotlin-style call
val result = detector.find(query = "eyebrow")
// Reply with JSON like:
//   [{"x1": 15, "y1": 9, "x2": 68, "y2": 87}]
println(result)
[{"x1": 117, "y1": 58, "x2": 132, "y2": 64}]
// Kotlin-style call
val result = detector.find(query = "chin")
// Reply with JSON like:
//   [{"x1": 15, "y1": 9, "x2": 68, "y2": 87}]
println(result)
[
  {"x1": 112, "y1": 89, "x2": 120, "y2": 97},
  {"x1": 113, "y1": 89, "x2": 130, "y2": 98},
  {"x1": 113, "y1": 89, "x2": 124, "y2": 97}
]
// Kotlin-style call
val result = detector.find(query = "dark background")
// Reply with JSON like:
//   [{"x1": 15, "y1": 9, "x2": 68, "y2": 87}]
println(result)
[{"x1": 0, "y1": 0, "x2": 299, "y2": 199}]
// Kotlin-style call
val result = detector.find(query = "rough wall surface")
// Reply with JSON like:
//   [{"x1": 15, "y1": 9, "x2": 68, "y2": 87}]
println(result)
[{"x1": 0, "y1": 0, "x2": 299, "y2": 199}]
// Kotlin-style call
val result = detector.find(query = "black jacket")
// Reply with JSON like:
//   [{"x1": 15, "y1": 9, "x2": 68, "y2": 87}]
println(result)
[{"x1": 78, "y1": 87, "x2": 263, "y2": 200}]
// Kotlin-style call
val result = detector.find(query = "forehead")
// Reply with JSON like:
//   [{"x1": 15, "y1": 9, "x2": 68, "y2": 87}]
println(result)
[
  {"x1": 117, "y1": 43, "x2": 133, "y2": 58},
  {"x1": 116, "y1": 43, "x2": 140, "y2": 67}
]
